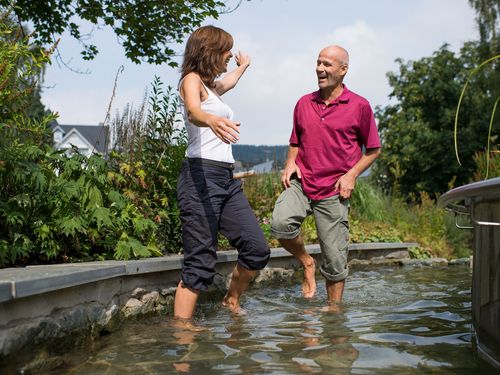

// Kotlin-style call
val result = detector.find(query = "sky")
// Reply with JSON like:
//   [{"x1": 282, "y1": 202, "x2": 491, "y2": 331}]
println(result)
[{"x1": 42, "y1": 0, "x2": 478, "y2": 145}]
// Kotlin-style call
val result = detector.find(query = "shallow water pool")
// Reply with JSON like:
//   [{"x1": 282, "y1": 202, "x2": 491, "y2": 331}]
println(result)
[{"x1": 31, "y1": 265, "x2": 498, "y2": 374}]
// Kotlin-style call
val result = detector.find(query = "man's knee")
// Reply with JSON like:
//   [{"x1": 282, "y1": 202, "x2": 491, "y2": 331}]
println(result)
[{"x1": 270, "y1": 213, "x2": 302, "y2": 239}]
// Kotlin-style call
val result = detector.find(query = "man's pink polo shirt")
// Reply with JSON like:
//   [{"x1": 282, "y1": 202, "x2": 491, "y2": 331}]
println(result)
[{"x1": 289, "y1": 85, "x2": 381, "y2": 200}]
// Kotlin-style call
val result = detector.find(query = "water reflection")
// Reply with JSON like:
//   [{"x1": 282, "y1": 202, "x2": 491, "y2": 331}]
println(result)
[{"x1": 21, "y1": 265, "x2": 499, "y2": 374}]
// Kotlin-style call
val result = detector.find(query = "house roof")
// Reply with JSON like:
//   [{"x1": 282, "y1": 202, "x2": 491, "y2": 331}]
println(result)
[{"x1": 50, "y1": 123, "x2": 110, "y2": 154}]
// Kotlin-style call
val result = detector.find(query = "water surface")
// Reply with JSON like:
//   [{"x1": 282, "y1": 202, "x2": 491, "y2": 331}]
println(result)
[{"x1": 35, "y1": 265, "x2": 497, "y2": 374}]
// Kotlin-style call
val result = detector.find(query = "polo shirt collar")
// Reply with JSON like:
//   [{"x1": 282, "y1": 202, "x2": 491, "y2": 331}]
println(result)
[{"x1": 312, "y1": 84, "x2": 351, "y2": 104}]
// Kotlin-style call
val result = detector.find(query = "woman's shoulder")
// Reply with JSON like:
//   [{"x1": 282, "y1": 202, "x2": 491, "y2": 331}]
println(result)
[{"x1": 181, "y1": 72, "x2": 203, "y2": 86}]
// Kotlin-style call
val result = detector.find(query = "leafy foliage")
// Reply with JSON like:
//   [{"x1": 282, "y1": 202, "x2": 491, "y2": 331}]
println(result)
[
  {"x1": 374, "y1": 43, "x2": 499, "y2": 197},
  {"x1": 471, "y1": 146, "x2": 500, "y2": 181},
  {"x1": 1, "y1": 0, "x2": 238, "y2": 65},
  {"x1": 242, "y1": 173, "x2": 470, "y2": 260},
  {"x1": 468, "y1": 0, "x2": 500, "y2": 58},
  {"x1": 0, "y1": 16, "x2": 176, "y2": 267},
  {"x1": 0, "y1": 12, "x2": 50, "y2": 120},
  {"x1": 109, "y1": 76, "x2": 187, "y2": 254}
]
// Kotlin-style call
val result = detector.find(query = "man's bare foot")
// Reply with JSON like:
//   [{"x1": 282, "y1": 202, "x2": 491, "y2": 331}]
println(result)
[
  {"x1": 320, "y1": 301, "x2": 342, "y2": 313},
  {"x1": 302, "y1": 257, "x2": 316, "y2": 298},
  {"x1": 173, "y1": 362, "x2": 191, "y2": 373},
  {"x1": 222, "y1": 296, "x2": 247, "y2": 315}
]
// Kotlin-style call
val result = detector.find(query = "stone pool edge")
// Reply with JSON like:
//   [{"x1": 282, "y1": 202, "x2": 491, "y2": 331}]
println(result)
[{"x1": 0, "y1": 242, "x2": 470, "y2": 362}]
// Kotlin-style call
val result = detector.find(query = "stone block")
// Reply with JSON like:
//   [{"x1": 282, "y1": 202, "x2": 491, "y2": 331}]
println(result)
[
  {"x1": 122, "y1": 298, "x2": 142, "y2": 318},
  {"x1": 12, "y1": 266, "x2": 125, "y2": 299},
  {"x1": 0, "y1": 282, "x2": 12, "y2": 303}
]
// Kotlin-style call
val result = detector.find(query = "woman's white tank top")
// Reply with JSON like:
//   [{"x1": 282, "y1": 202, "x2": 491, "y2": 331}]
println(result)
[{"x1": 180, "y1": 79, "x2": 235, "y2": 163}]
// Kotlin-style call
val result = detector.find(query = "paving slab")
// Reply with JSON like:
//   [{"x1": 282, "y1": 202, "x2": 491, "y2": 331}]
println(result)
[
  {"x1": 123, "y1": 256, "x2": 183, "y2": 275},
  {"x1": 1, "y1": 265, "x2": 125, "y2": 299}
]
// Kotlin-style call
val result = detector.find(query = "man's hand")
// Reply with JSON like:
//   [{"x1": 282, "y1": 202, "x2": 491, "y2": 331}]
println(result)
[
  {"x1": 281, "y1": 162, "x2": 302, "y2": 188},
  {"x1": 334, "y1": 172, "x2": 356, "y2": 199}
]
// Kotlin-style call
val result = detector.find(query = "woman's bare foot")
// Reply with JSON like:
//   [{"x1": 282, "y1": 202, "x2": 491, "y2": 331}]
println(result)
[
  {"x1": 302, "y1": 257, "x2": 316, "y2": 298},
  {"x1": 222, "y1": 295, "x2": 247, "y2": 315}
]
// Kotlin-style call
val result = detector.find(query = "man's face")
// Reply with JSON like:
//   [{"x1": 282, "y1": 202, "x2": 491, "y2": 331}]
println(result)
[{"x1": 316, "y1": 49, "x2": 347, "y2": 90}]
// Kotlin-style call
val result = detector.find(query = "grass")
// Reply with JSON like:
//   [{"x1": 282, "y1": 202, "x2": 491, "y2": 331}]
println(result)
[{"x1": 236, "y1": 173, "x2": 472, "y2": 260}]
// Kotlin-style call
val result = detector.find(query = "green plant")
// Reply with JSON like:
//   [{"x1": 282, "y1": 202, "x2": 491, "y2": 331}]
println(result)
[
  {"x1": 408, "y1": 246, "x2": 432, "y2": 259},
  {"x1": 109, "y1": 76, "x2": 187, "y2": 254},
  {"x1": 3, "y1": 0, "x2": 238, "y2": 64},
  {"x1": 242, "y1": 173, "x2": 469, "y2": 259},
  {"x1": 454, "y1": 54, "x2": 500, "y2": 179},
  {"x1": 0, "y1": 17, "x2": 163, "y2": 266},
  {"x1": 471, "y1": 146, "x2": 500, "y2": 181},
  {"x1": 374, "y1": 43, "x2": 496, "y2": 198}
]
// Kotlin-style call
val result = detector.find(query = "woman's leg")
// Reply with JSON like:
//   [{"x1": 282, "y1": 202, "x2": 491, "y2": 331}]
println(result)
[
  {"x1": 174, "y1": 281, "x2": 200, "y2": 319},
  {"x1": 222, "y1": 264, "x2": 257, "y2": 313},
  {"x1": 219, "y1": 180, "x2": 270, "y2": 312},
  {"x1": 174, "y1": 161, "x2": 224, "y2": 319}
]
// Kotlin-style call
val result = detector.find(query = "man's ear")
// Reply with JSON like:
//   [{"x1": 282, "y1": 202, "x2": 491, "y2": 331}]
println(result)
[{"x1": 340, "y1": 64, "x2": 348, "y2": 77}]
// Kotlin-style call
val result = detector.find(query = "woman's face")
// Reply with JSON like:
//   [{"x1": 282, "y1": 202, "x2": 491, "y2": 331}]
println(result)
[{"x1": 221, "y1": 50, "x2": 233, "y2": 73}]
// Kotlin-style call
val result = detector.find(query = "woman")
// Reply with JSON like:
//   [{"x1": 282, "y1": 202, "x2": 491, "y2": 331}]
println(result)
[{"x1": 174, "y1": 25, "x2": 270, "y2": 320}]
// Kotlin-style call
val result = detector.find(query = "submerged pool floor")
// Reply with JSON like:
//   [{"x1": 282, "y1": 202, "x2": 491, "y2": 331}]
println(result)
[{"x1": 15, "y1": 265, "x2": 498, "y2": 374}]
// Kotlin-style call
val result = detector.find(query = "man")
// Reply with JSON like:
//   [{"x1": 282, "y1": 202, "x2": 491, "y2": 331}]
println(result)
[{"x1": 271, "y1": 45, "x2": 381, "y2": 306}]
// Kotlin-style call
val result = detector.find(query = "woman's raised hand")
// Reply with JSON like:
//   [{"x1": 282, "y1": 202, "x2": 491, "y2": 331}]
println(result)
[{"x1": 234, "y1": 51, "x2": 251, "y2": 68}]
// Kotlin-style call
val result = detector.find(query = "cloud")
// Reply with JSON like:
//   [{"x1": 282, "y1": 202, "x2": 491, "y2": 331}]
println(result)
[{"x1": 42, "y1": 0, "x2": 477, "y2": 145}]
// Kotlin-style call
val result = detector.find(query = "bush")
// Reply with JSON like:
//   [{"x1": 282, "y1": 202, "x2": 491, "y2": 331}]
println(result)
[
  {"x1": 0, "y1": 16, "x2": 174, "y2": 266},
  {"x1": 109, "y1": 77, "x2": 187, "y2": 254},
  {"x1": 241, "y1": 174, "x2": 471, "y2": 259}
]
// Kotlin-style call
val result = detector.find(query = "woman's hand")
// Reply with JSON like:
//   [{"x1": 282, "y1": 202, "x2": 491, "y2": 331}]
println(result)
[
  {"x1": 208, "y1": 116, "x2": 241, "y2": 144},
  {"x1": 234, "y1": 51, "x2": 251, "y2": 68}
]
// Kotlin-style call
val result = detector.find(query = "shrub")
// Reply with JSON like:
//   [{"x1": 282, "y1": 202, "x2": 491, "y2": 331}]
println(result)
[
  {"x1": 0, "y1": 16, "x2": 167, "y2": 266},
  {"x1": 109, "y1": 77, "x2": 187, "y2": 254}
]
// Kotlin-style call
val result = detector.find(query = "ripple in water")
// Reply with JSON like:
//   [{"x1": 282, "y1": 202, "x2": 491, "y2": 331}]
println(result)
[{"x1": 17, "y1": 265, "x2": 499, "y2": 374}]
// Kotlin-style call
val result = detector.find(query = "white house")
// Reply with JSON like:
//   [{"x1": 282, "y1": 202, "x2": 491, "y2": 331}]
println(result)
[{"x1": 50, "y1": 123, "x2": 111, "y2": 157}]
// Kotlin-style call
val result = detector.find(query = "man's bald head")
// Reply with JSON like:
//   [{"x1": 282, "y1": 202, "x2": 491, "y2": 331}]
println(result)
[{"x1": 319, "y1": 45, "x2": 349, "y2": 66}]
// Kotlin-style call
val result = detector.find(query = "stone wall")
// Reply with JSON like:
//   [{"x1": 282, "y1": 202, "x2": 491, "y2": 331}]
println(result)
[{"x1": 0, "y1": 243, "x2": 422, "y2": 367}]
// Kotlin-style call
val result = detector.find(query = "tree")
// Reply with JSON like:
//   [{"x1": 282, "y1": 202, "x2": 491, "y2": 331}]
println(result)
[
  {"x1": 373, "y1": 43, "x2": 498, "y2": 198},
  {"x1": 469, "y1": 0, "x2": 499, "y2": 57},
  {"x1": 1, "y1": 0, "x2": 243, "y2": 65},
  {"x1": 0, "y1": 13, "x2": 49, "y2": 120}
]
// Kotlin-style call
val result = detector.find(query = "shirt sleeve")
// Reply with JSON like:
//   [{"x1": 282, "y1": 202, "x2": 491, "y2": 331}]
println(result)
[
  {"x1": 289, "y1": 101, "x2": 301, "y2": 146},
  {"x1": 359, "y1": 102, "x2": 381, "y2": 149}
]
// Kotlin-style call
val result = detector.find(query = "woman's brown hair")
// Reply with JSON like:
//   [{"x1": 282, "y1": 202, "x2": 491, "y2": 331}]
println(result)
[{"x1": 180, "y1": 26, "x2": 233, "y2": 87}]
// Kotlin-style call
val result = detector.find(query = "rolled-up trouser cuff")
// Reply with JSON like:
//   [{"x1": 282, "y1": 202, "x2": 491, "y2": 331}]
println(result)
[
  {"x1": 238, "y1": 252, "x2": 269, "y2": 271},
  {"x1": 319, "y1": 266, "x2": 348, "y2": 282},
  {"x1": 181, "y1": 271, "x2": 212, "y2": 291},
  {"x1": 270, "y1": 227, "x2": 301, "y2": 240}
]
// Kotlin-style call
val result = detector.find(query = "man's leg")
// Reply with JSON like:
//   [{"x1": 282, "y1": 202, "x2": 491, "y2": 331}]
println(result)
[
  {"x1": 326, "y1": 279, "x2": 345, "y2": 304},
  {"x1": 313, "y1": 195, "x2": 349, "y2": 305},
  {"x1": 279, "y1": 236, "x2": 316, "y2": 298},
  {"x1": 271, "y1": 179, "x2": 314, "y2": 298}
]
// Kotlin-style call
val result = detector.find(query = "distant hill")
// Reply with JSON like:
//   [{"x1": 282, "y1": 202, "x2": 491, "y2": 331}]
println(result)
[{"x1": 232, "y1": 144, "x2": 288, "y2": 168}]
